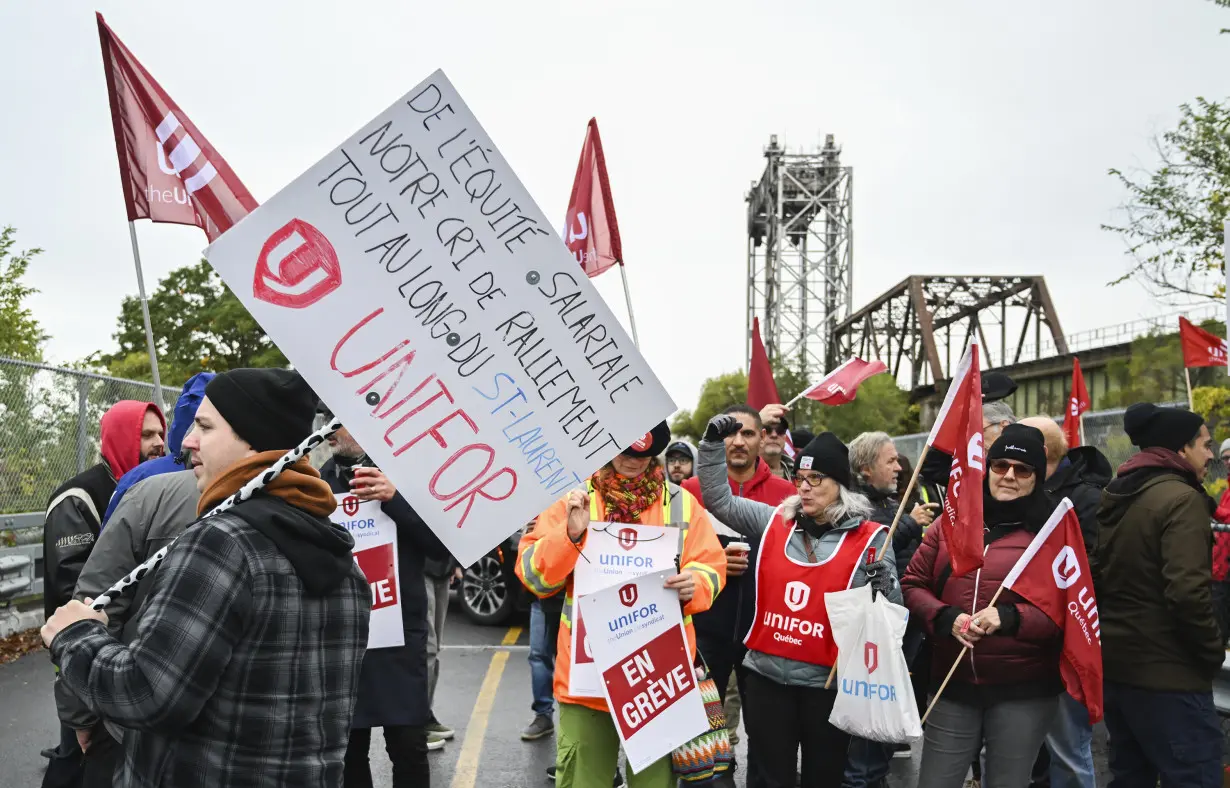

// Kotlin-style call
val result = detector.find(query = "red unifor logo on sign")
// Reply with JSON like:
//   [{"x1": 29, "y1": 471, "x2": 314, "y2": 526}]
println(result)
[
  {"x1": 619, "y1": 583, "x2": 639, "y2": 607},
  {"x1": 253, "y1": 218, "x2": 342, "y2": 308},
  {"x1": 618, "y1": 527, "x2": 638, "y2": 551},
  {"x1": 604, "y1": 625, "x2": 694, "y2": 738},
  {"x1": 354, "y1": 543, "x2": 398, "y2": 611},
  {"x1": 864, "y1": 642, "x2": 879, "y2": 674},
  {"x1": 342, "y1": 495, "x2": 360, "y2": 516}
]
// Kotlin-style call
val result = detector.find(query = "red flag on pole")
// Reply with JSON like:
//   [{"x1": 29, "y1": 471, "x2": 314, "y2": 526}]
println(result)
[
  {"x1": 1063, "y1": 358, "x2": 1090, "y2": 449},
  {"x1": 97, "y1": 13, "x2": 257, "y2": 242},
  {"x1": 747, "y1": 318, "x2": 795, "y2": 458},
  {"x1": 563, "y1": 119, "x2": 623, "y2": 278},
  {"x1": 792, "y1": 358, "x2": 888, "y2": 406},
  {"x1": 926, "y1": 343, "x2": 985, "y2": 577},
  {"x1": 1002, "y1": 499, "x2": 1104, "y2": 723},
  {"x1": 1178, "y1": 317, "x2": 1228, "y2": 368}
]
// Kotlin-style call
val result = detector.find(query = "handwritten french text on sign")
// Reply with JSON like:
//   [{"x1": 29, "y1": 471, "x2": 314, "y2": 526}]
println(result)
[
  {"x1": 580, "y1": 570, "x2": 708, "y2": 774},
  {"x1": 332, "y1": 494, "x2": 404, "y2": 649},
  {"x1": 204, "y1": 70, "x2": 675, "y2": 566},
  {"x1": 570, "y1": 522, "x2": 679, "y2": 697}
]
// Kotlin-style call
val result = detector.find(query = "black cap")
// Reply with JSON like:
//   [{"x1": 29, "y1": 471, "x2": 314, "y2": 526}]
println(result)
[
  {"x1": 988, "y1": 423, "x2": 1047, "y2": 473},
  {"x1": 665, "y1": 441, "x2": 693, "y2": 459},
  {"x1": 1123, "y1": 403, "x2": 1205, "y2": 452},
  {"x1": 205, "y1": 369, "x2": 318, "y2": 453},
  {"x1": 623, "y1": 421, "x2": 671, "y2": 458},
  {"x1": 792, "y1": 429, "x2": 815, "y2": 451},
  {"x1": 982, "y1": 372, "x2": 1018, "y2": 403},
  {"x1": 794, "y1": 432, "x2": 852, "y2": 489}
]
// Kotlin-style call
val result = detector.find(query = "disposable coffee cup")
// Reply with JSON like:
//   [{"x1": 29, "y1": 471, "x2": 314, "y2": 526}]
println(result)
[{"x1": 727, "y1": 540, "x2": 750, "y2": 555}]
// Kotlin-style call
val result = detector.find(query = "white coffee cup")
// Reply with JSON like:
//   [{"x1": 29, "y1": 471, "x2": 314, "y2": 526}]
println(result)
[{"x1": 727, "y1": 540, "x2": 750, "y2": 555}]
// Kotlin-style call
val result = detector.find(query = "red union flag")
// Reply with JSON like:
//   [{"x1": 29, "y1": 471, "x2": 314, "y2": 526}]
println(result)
[
  {"x1": 97, "y1": 13, "x2": 257, "y2": 241},
  {"x1": 563, "y1": 119, "x2": 623, "y2": 278},
  {"x1": 796, "y1": 357, "x2": 889, "y2": 406},
  {"x1": 926, "y1": 343, "x2": 985, "y2": 576},
  {"x1": 1179, "y1": 317, "x2": 1228, "y2": 368},
  {"x1": 1063, "y1": 357, "x2": 1090, "y2": 449},
  {"x1": 1002, "y1": 499, "x2": 1104, "y2": 723},
  {"x1": 747, "y1": 318, "x2": 795, "y2": 458}
]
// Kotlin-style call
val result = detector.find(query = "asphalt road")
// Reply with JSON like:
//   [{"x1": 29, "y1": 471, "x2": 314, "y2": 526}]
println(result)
[{"x1": 0, "y1": 596, "x2": 1123, "y2": 787}]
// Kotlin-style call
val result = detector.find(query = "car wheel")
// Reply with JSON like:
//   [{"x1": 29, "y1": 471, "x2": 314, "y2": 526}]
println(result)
[{"x1": 460, "y1": 553, "x2": 516, "y2": 626}]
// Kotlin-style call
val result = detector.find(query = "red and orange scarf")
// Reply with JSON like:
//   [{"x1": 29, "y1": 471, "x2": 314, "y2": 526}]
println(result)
[{"x1": 590, "y1": 462, "x2": 665, "y2": 523}]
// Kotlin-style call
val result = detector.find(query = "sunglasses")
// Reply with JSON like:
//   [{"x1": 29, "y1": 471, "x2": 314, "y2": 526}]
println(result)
[
  {"x1": 989, "y1": 459, "x2": 1035, "y2": 480},
  {"x1": 793, "y1": 473, "x2": 829, "y2": 489},
  {"x1": 764, "y1": 424, "x2": 788, "y2": 436}
]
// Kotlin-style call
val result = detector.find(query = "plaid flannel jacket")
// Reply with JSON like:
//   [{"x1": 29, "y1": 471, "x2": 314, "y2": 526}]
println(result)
[{"x1": 51, "y1": 508, "x2": 370, "y2": 788}]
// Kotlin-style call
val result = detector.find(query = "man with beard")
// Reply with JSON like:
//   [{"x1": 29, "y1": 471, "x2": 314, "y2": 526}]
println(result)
[
  {"x1": 664, "y1": 439, "x2": 697, "y2": 484},
  {"x1": 759, "y1": 412, "x2": 793, "y2": 480}
]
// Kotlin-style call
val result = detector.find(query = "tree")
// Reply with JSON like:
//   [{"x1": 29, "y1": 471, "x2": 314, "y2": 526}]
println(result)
[
  {"x1": 670, "y1": 371, "x2": 748, "y2": 442},
  {"x1": 1103, "y1": 97, "x2": 1230, "y2": 302},
  {"x1": 93, "y1": 259, "x2": 287, "y2": 384},
  {"x1": 0, "y1": 227, "x2": 49, "y2": 361}
]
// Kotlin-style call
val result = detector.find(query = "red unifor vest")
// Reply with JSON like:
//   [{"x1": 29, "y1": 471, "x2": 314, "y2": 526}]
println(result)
[{"x1": 743, "y1": 508, "x2": 884, "y2": 667}]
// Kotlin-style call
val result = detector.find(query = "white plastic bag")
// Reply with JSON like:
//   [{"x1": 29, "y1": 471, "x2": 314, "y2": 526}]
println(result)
[{"x1": 825, "y1": 584, "x2": 922, "y2": 743}]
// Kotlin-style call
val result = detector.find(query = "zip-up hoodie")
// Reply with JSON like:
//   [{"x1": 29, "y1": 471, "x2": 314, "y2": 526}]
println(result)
[{"x1": 683, "y1": 457, "x2": 795, "y2": 642}]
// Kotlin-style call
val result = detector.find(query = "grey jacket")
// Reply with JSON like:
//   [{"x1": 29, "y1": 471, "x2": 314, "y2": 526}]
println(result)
[
  {"x1": 58, "y1": 470, "x2": 201, "y2": 734},
  {"x1": 697, "y1": 438, "x2": 900, "y2": 688}
]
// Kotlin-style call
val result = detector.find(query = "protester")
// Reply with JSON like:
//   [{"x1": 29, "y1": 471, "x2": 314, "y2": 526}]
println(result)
[
  {"x1": 916, "y1": 449, "x2": 953, "y2": 511},
  {"x1": 423, "y1": 553, "x2": 461, "y2": 748},
  {"x1": 982, "y1": 400, "x2": 1016, "y2": 447},
  {"x1": 1095, "y1": 403, "x2": 1223, "y2": 787},
  {"x1": 522, "y1": 516, "x2": 564, "y2": 743},
  {"x1": 41, "y1": 399, "x2": 164, "y2": 788},
  {"x1": 698, "y1": 416, "x2": 898, "y2": 788},
  {"x1": 896, "y1": 453, "x2": 918, "y2": 509},
  {"x1": 516, "y1": 421, "x2": 726, "y2": 788},
  {"x1": 664, "y1": 439, "x2": 697, "y2": 484},
  {"x1": 41, "y1": 369, "x2": 370, "y2": 788},
  {"x1": 903, "y1": 424, "x2": 1063, "y2": 788},
  {"x1": 320, "y1": 413, "x2": 450, "y2": 786},
  {"x1": 1019, "y1": 416, "x2": 1111, "y2": 788},
  {"x1": 759, "y1": 410, "x2": 793, "y2": 480},
  {"x1": 682, "y1": 403, "x2": 795, "y2": 783},
  {"x1": 1211, "y1": 440, "x2": 1230, "y2": 644},
  {"x1": 102, "y1": 373, "x2": 213, "y2": 524},
  {"x1": 845, "y1": 432, "x2": 936, "y2": 787}
]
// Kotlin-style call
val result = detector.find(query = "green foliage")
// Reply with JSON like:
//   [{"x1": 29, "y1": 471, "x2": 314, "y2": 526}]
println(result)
[
  {"x1": 1103, "y1": 330, "x2": 1186, "y2": 407},
  {"x1": 0, "y1": 227, "x2": 49, "y2": 361},
  {"x1": 1104, "y1": 98, "x2": 1230, "y2": 301},
  {"x1": 670, "y1": 371, "x2": 748, "y2": 441},
  {"x1": 93, "y1": 259, "x2": 287, "y2": 383}
]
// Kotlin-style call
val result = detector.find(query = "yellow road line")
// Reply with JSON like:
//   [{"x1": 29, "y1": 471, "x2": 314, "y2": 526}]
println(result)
[
  {"x1": 449, "y1": 649, "x2": 510, "y2": 788},
  {"x1": 501, "y1": 625, "x2": 523, "y2": 646}
]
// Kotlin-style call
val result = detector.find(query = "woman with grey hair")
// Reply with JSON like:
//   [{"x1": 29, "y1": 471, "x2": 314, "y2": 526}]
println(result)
[{"x1": 698, "y1": 414, "x2": 900, "y2": 788}]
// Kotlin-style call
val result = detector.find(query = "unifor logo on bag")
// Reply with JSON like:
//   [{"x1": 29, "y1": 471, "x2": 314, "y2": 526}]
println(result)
[
  {"x1": 1052, "y1": 546, "x2": 1081, "y2": 589},
  {"x1": 784, "y1": 580, "x2": 811, "y2": 613},
  {"x1": 864, "y1": 642, "x2": 879, "y2": 674},
  {"x1": 619, "y1": 583, "x2": 639, "y2": 607},
  {"x1": 618, "y1": 527, "x2": 638, "y2": 550}
]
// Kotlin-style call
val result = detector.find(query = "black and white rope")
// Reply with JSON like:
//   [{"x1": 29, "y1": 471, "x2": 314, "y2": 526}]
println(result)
[{"x1": 89, "y1": 418, "x2": 342, "y2": 612}]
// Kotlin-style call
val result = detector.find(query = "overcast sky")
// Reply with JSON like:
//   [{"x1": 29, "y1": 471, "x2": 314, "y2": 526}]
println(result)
[{"x1": 1, "y1": 0, "x2": 1226, "y2": 411}]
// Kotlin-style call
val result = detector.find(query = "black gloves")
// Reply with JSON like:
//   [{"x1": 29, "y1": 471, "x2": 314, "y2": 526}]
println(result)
[
  {"x1": 865, "y1": 558, "x2": 895, "y2": 600},
  {"x1": 703, "y1": 414, "x2": 742, "y2": 443}
]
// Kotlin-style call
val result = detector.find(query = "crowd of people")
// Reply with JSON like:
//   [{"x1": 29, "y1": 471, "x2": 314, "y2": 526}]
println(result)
[{"x1": 30, "y1": 364, "x2": 1230, "y2": 788}]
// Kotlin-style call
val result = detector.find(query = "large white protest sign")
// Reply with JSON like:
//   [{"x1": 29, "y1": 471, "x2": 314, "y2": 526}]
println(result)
[
  {"x1": 580, "y1": 570, "x2": 708, "y2": 774},
  {"x1": 332, "y1": 493, "x2": 404, "y2": 650},
  {"x1": 204, "y1": 70, "x2": 675, "y2": 566},
  {"x1": 570, "y1": 522, "x2": 679, "y2": 697}
]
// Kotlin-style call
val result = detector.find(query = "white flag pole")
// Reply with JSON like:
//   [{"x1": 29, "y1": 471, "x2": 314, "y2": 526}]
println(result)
[
  {"x1": 127, "y1": 221, "x2": 164, "y2": 407},
  {"x1": 617, "y1": 262, "x2": 640, "y2": 349}
]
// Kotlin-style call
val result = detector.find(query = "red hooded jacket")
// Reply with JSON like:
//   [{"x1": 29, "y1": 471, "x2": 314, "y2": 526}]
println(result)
[
  {"x1": 101, "y1": 400, "x2": 166, "y2": 479},
  {"x1": 1214, "y1": 489, "x2": 1230, "y2": 582}
]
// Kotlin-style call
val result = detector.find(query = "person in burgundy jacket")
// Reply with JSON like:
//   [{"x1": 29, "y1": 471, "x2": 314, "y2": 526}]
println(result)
[
  {"x1": 903, "y1": 423, "x2": 1063, "y2": 788},
  {"x1": 1212, "y1": 439, "x2": 1230, "y2": 644}
]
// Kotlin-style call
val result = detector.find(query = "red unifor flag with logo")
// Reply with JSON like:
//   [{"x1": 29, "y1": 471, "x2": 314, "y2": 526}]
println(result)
[
  {"x1": 563, "y1": 119, "x2": 623, "y2": 278},
  {"x1": 1179, "y1": 316, "x2": 1228, "y2": 368},
  {"x1": 925, "y1": 342, "x2": 984, "y2": 577},
  {"x1": 1001, "y1": 499, "x2": 1103, "y2": 722},
  {"x1": 97, "y1": 13, "x2": 257, "y2": 242},
  {"x1": 747, "y1": 317, "x2": 795, "y2": 458},
  {"x1": 1063, "y1": 357, "x2": 1090, "y2": 450},
  {"x1": 796, "y1": 357, "x2": 889, "y2": 406}
]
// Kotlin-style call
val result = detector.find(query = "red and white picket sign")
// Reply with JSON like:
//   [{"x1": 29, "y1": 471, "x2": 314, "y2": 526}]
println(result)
[{"x1": 331, "y1": 494, "x2": 404, "y2": 650}]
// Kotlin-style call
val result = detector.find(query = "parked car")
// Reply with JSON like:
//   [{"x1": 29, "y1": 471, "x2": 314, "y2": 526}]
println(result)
[{"x1": 456, "y1": 527, "x2": 531, "y2": 626}]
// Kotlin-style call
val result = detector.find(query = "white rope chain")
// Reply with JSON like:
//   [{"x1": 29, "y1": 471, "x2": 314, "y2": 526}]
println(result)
[{"x1": 89, "y1": 418, "x2": 342, "y2": 612}]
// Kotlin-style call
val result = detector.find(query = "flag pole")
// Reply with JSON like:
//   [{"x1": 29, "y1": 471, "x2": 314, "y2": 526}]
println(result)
[
  {"x1": 1185, "y1": 366, "x2": 1194, "y2": 411},
  {"x1": 617, "y1": 262, "x2": 640, "y2": 349},
  {"x1": 1078, "y1": 413, "x2": 1086, "y2": 447},
  {"x1": 127, "y1": 221, "x2": 164, "y2": 407},
  {"x1": 783, "y1": 389, "x2": 809, "y2": 410},
  {"x1": 921, "y1": 583, "x2": 1009, "y2": 725}
]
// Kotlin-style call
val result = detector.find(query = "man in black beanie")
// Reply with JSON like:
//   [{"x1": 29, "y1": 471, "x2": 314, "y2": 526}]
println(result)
[
  {"x1": 1095, "y1": 403, "x2": 1222, "y2": 788},
  {"x1": 42, "y1": 369, "x2": 371, "y2": 788}
]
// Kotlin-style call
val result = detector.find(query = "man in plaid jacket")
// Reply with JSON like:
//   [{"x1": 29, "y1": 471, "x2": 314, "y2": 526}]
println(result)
[{"x1": 42, "y1": 369, "x2": 370, "y2": 788}]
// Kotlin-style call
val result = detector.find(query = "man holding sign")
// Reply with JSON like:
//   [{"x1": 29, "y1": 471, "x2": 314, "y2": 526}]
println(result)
[
  {"x1": 320, "y1": 410, "x2": 451, "y2": 786},
  {"x1": 516, "y1": 422, "x2": 725, "y2": 788}
]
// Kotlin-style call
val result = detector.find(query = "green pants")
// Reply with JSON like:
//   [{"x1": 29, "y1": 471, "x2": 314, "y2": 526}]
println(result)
[{"x1": 557, "y1": 702, "x2": 675, "y2": 788}]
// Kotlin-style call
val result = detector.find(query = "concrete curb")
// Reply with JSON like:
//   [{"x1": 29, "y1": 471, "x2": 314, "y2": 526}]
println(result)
[{"x1": 0, "y1": 607, "x2": 41, "y2": 639}]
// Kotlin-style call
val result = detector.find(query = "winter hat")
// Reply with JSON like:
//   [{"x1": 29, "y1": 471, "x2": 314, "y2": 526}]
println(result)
[
  {"x1": 665, "y1": 441, "x2": 694, "y2": 459},
  {"x1": 205, "y1": 369, "x2": 319, "y2": 453},
  {"x1": 623, "y1": 421, "x2": 671, "y2": 458},
  {"x1": 1123, "y1": 403, "x2": 1204, "y2": 453},
  {"x1": 794, "y1": 432, "x2": 852, "y2": 489},
  {"x1": 1219, "y1": 438, "x2": 1230, "y2": 456},
  {"x1": 792, "y1": 428, "x2": 816, "y2": 451},
  {"x1": 981, "y1": 372, "x2": 1018, "y2": 403},
  {"x1": 988, "y1": 423, "x2": 1047, "y2": 474}
]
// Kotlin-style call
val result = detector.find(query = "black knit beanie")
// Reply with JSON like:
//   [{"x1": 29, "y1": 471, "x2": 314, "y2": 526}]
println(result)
[
  {"x1": 1123, "y1": 403, "x2": 1205, "y2": 452},
  {"x1": 205, "y1": 369, "x2": 318, "y2": 453},
  {"x1": 988, "y1": 423, "x2": 1047, "y2": 474},
  {"x1": 794, "y1": 432, "x2": 852, "y2": 489}
]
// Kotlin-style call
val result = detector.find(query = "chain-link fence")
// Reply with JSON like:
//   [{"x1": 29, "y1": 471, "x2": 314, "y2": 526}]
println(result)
[{"x1": 0, "y1": 357, "x2": 175, "y2": 516}]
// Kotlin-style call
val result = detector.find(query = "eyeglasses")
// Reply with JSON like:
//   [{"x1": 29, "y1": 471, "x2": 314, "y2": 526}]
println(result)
[
  {"x1": 989, "y1": 459, "x2": 1035, "y2": 479},
  {"x1": 793, "y1": 473, "x2": 829, "y2": 489},
  {"x1": 764, "y1": 424, "x2": 788, "y2": 436}
]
